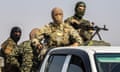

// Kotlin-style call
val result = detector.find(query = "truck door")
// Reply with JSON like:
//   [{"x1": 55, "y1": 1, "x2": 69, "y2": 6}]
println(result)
[
  {"x1": 40, "y1": 49, "x2": 91, "y2": 72},
  {"x1": 44, "y1": 55, "x2": 68, "y2": 72},
  {"x1": 67, "y1": 55, "x2": 86, "y2": 72}
]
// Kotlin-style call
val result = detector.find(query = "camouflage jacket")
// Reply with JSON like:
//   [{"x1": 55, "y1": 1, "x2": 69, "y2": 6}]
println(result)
[
  {"x1": 1, "y1": 38, "x2": 20, "y2": 71},
  {"x1": 65, "y1": 16, "x2": 93, "y2": 42},
  {"x1": 19, "y1": 40, "x2": 33, "y2": 72},
  {"x1": 1, "y1": 38, "x2": 18, "y2": 55},
  {"x1": 37, "y1": 22, "x2": 83, "y2": 48}
]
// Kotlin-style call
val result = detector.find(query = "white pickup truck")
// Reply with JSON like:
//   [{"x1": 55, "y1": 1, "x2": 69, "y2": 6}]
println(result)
[{"x1": 40, "y1": 46, "x2": 120, "y2": 72}]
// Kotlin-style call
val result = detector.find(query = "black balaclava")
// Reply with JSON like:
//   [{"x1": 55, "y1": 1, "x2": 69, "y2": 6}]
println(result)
[
  {"x1": 74, "y1": 1, "x2": 86, "y2": 19},
  {"x1": 10, "y1": 26, "x2": 21, "y2": 44}
]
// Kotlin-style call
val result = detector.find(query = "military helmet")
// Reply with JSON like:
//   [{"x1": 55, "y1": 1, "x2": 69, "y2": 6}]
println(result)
[{"x1": 74, "y1": 1, "x2": 86, "y2": 18}]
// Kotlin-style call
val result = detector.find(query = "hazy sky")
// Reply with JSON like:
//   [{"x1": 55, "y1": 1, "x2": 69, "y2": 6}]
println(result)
[{"x1": 0, "y1": 0, "x2": 120, "y2": 46}]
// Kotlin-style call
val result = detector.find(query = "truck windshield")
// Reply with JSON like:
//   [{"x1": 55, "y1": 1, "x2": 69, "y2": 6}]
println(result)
[{"x1": 95, "y1": 53, "x2": 120, "y2": 72}]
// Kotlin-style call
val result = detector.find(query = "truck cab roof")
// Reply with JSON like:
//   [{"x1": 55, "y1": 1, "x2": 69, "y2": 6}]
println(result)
[
  {"x1": 40, "y1": 46, "x2": 120, "y2": 72},
  {"x1": 48, "y1": 46, "x2": 120, "y2": 54}
]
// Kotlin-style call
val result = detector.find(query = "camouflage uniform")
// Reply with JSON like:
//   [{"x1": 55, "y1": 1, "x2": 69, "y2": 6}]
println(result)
[
  {"x1": 37, "y1": 22, "x2": 83, "y2": 48},
  {"x1": 65, "y1": 1, "x2": 93, "y2": 43},
  {"x1": 18, "y1": 40, "x2": 34, "y2": 72},
  {"x1": 1, "y1": 38, "x2": 33, "y2": 72},
  {"x1": 1, "y1": 38, "x2": 20, "y2": 72},
  {"x1": 19, "y1": 39, "x2": 44, "y2": 72},
  {"x1": 65, "y1": 16, "x2": 93, "y2": 42}
]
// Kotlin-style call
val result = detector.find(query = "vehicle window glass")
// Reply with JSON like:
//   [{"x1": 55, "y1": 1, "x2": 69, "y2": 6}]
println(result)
[
  {"x1": 67, "y1": 55, "x2": 85, "y2": 72},
  {"x1": 45, "y1": 55, "x2": 66, "y2": 72},
  {"x1": 95, "y1": 53, "x2": 120, "y2": 72}
]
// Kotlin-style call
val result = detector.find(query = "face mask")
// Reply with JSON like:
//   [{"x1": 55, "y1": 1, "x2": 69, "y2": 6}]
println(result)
[
  {"x1": 10, "y1": 27, "x2": 21, "y2": 43},
  {"x1": 75, "y1": 2, "x2": 86, "y2": 19}
]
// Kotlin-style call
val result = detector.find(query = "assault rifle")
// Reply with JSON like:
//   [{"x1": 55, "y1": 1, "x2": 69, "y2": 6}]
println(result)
[
  {"x1": 90, "y1": 24, "x2": 108, "y2": 40},
  {"x1": 71, "y1": 22, "x2": 109, "y2": 40}
]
